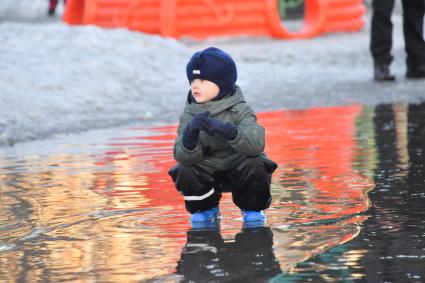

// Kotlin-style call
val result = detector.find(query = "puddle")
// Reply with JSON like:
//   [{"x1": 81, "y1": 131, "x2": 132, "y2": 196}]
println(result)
[{"x1": 1, "y1": 103, "x2": 424, "y2": 282}]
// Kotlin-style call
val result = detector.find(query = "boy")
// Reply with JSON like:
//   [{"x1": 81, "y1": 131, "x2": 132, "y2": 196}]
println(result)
[{"x1": 169, "y1": 47, "x2": 277, "y2": 225}]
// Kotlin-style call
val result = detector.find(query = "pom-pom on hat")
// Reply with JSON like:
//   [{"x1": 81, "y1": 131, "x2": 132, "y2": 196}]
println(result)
[{"x1": 186, "y1": 47, "x2": 237, "y2": 100}]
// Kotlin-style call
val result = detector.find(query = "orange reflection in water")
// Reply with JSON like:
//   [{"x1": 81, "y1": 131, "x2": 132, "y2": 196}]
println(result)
[
  {"x1": 256, "y1": 106, "x2": 372, "y2": 272},
  {"x1": 258, "y1": 105, "x2": 372, "y2": 224},
  {"x1": 91, "y1": 126, "x2": 188, "y2": 231}
]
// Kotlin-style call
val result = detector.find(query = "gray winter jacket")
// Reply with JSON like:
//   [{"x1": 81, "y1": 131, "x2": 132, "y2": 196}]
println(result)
[{"x1": 173, "y1": 86, "x2": 270, "y2": 173}]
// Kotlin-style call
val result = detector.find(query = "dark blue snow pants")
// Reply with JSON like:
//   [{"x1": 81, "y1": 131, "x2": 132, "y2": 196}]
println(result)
[{"x1": 169, "y1": 156, "x2": 277, "y2": 214}]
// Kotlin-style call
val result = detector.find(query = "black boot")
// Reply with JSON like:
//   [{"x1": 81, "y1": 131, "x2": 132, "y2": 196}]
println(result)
[
  {"x1": 406, "y1": 65, "x2": 425, "y2": 79},
  {"x1": 374, "y1": 62, "x2": 395, "y2": 81}
]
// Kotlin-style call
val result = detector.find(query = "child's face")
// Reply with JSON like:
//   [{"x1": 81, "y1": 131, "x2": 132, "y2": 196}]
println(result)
[{"x1": 190, "y1": 79, "x2": 220, "y2": 103}]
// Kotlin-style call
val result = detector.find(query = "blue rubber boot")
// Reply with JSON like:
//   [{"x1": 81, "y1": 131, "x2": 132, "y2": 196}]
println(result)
[
  {"x1": 242, "y1": 210, "x2": 266, "y2": 227},
  {"x1": 191, "y1": 207, "x2": 220, "y2": 223}
]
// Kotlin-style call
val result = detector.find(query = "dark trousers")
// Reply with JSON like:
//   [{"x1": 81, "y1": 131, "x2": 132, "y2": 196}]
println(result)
[
  {"x1": 169, "y1": 157, "x2": 276, "y2": 214},
  {"x1": 370, "y1": 0, "x2": 425, "y2": 68}
]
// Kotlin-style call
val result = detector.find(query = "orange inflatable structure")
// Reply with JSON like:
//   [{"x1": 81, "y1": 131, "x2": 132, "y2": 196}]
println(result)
[{"x1": 63, "y1": 0, "x2": 365, "y2": 39}]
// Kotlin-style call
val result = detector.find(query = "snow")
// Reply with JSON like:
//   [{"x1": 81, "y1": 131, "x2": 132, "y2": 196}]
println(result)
[
  {"x1": 1, "y1": 0, "x2": 425, "y2": 147},
  {"x1": 0, "y1": 23, "x2": 190, "y2": 146}
]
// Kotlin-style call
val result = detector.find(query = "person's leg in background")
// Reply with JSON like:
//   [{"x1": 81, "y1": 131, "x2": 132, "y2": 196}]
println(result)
[
  {"x1": 370, "y1": 0, "x2": 396, "y2": 81},
  {"x1": 402, "y1": 0, "x2": 425, "y2": 78},
  {"x1": 47, "y1": 0, "x2": 58, "y2": 16}
]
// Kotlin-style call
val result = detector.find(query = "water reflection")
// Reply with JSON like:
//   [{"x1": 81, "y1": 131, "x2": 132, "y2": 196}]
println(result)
[
  {"x1": 0, "y1": 103, "x2": 388, "y2": 282},
  {"x1": 261, "y1": 106, "x2": 372, "y2": 225},
  {"x1": 282, "y1": 102, "x2": 425, "y2": 282},
  {"x1": 176, "y1": 226, "x2": 281, "y2": 282},
  {"x1": 0, "y1": 128, "x2": 186, "y2": 282}
]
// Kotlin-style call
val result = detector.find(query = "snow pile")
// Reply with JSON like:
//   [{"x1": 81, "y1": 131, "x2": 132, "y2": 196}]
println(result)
[{"x1": 0, "y1": 23, "x2": 191, "y2": 146}]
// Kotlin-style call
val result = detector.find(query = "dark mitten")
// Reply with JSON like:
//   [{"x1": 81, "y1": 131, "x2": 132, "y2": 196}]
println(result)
[
  {"x1": 182, "y1": 111, "x2": 210, "y2": 150},
  {"x1": 207, "y1": 118, "x2": 238, "y2": 140}
]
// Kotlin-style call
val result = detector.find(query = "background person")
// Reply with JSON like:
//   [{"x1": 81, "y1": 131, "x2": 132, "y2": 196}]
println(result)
[{"x1": 370, "y1": 0, "x2": 425, "y2": 81}]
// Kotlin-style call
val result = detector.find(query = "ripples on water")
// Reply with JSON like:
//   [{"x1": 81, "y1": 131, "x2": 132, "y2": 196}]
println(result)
[{"x1": 1, "y1": 103, "x2": 424, "y2": 282}]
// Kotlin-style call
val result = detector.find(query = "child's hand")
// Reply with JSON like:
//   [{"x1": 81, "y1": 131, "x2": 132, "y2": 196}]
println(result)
[
  {"x1": 182, "y1": 111, "x2": 210, "y2": 150},
  {"x1": 207, "y1": 118, "x2": 238, "y2": 140},
  {"x1": 189, "y1": 111, "x2": 210, "y2": 132}
]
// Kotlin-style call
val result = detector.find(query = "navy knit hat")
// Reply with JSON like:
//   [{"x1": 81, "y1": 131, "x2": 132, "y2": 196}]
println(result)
[{"x1": 186, "y1": 47, "x2": 237, "y2": 100}]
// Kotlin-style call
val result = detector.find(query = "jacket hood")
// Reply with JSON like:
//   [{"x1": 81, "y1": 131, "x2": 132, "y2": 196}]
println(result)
[{"x1": 184, "y1": 85, "x2": 245, "y2": 116}]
